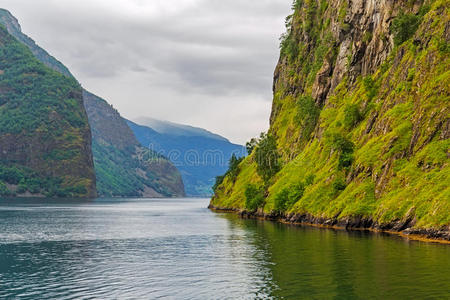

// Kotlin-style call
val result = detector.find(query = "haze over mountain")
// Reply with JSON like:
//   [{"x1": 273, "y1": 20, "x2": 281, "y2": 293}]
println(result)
[{"x1": 128, "y1": 118, "x2": 246, "y2": 196}]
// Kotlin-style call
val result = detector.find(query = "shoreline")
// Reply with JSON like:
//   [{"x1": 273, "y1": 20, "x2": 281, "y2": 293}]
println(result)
[{"x1": 208, "y1": 205, "x2": 450, "y2": 245}]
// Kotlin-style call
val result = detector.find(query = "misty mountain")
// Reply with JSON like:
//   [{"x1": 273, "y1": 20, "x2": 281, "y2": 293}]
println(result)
[{"x1": 128, "y1": 119, "x2": 246, "y2": 196}]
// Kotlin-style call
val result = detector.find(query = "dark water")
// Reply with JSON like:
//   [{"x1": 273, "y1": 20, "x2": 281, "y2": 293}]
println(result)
[{"x1": 0, "y1": 198, "x2": 448, "y2": 299}]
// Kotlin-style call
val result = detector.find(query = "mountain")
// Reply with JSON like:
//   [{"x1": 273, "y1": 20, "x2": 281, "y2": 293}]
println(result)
[
  {"x1": 128, "y1": 119, "x2": 246, "y2": 196},
  {"x1": 0, "y1": 8, "x2": 184, "y2": 198},
  {"x1": 84, "y1": 92, "x2": 184, "y2": 197},
  {"x1": 0, "y1": 24, "x2": 96, "y2": 197},
  {"x1": 134, "y1": 117, "x2": 228, "y2": 142},
  {"x1": 211, "y1": 0, "x2": 449, "y2": 240}
]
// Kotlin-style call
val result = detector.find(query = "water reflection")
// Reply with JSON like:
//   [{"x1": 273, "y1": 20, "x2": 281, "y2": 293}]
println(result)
[{"x1": 218, "y1": 213, "x2": 450, "y2": 299}]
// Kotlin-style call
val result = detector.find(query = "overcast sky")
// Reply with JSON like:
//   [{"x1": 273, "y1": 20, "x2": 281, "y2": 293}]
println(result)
[{"x1": 1, "y1": 0, "x2": 292, "y2": 144}]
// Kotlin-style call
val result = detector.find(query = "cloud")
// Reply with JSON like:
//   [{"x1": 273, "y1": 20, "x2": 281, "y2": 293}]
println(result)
[{"x1": 0, "y1": 0, "x2": 292, "y2": 143}]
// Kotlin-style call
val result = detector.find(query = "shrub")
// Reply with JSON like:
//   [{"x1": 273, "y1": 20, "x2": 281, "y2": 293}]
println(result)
[
  {"x1": 255, "y1": 133, "x2": 281, "y2": 183},
  {"x1": 343, "y1": 104, "x2": 362, "y2": 129},
  {"x1": 333, "y1": 178, "x2": 347, "y2": 191},
  {"x1": 362, "y1": 76, "x2": 379, "y2": 100},
  {"x1": 327, "y1": 133, "x2": 355, "y2": 170},
  {"x1": 288, "y1": 182, "x2": 305, "y2": 204},
  {"x1": 246, "y1": 138, "x2": 258, "y2": 155},
  {"x1": 0, "y1": 181, "x2": 11, "y2": 196},
  {"x1": 391, "y1": 12, "x2": 420, "y2": 46},
  {"x1": 245, "y1": 184, "x2": 265, "y2": 211},
  {"x1": 296, "y1": 96, "x2": 320, "y2": 142},
  {"x1": 305, "y1": 174, "x2": 315, "y2": 186},
  {"x1": 274, "y1": 188, "x2": 290, "y2": 212},
  {"x1": 212, "y1": 175, "x2": 225, "y2": 192},
  {"x1": 274, "y1": 182, "x2": 305, "y2": 213},
  {"x1": 212, "y1": 154, "x2": 244, "y2": 192}
]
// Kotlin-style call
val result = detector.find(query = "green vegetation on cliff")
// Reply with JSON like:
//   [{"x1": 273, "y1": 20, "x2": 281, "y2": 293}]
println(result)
[
  {"x1": 211, "y1": 0, "x2": 449, "y2": 232},
  {"x1": 0, "y1": 25, "x2": 96, "y2": 197}
]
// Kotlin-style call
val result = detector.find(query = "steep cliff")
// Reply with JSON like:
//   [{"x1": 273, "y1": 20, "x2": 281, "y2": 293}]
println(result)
[
  {"x1": 0, "y1": 9, "x2": 185, "y2": 198},
  {"x1": 0, "y1": 25, "x2": 96, "y2": 197},
  {"x1": 211, "y1": 0, "x2": 449, "y2": 239}
]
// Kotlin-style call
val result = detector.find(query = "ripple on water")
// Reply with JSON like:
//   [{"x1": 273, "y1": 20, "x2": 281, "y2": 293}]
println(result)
[{"x1": 0, "y1": 198, "x2": 449, "y2": 299}]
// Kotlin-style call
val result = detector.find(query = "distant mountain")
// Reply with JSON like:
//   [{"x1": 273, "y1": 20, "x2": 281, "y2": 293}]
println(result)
[
  {"x1": 84, "y1": 92, "x2": 184, "y2": 197},
  {"x1": 128, "y1": 119, "x2": 246, "y2": 196},
  {"x1": 0, "y1": 8, "x2": 184, "y2": 198},
  {"x1": 0, "y1": 24, "x2": 96, "y2": 197},
  {"x1": 135, "y1": 117, "x2": 228, "y2": 142}
]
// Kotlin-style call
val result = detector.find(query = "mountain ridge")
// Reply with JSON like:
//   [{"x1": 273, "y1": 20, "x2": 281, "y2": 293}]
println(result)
[{"x1": 134, "y1": 117, "x2": 229, "y2": 142}]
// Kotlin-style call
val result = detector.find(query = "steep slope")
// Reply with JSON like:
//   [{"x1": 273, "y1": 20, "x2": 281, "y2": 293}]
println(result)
[
  {"x1": 0, "y1": 9, "x2": 185, "y2": 198},
  {"x1": 84, "y1": 92, "x2": 184, "y2": 197},
  {"x1": 0, "y1": 25, "x2": 96, "y2": 197},
  {"x1": 128, "y1": 119, "x2": 246, "y2": 196},
  {"x1": 211, "y1": 0, "x2": 449, "y2": 240}
]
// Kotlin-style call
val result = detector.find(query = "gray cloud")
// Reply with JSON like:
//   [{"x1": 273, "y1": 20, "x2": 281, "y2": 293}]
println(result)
[{"x1": 0, "y1": 0, "x2": 292, "y2": 143}]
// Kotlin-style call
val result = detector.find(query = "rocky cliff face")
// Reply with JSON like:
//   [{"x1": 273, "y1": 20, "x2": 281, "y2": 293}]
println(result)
[
  {"x1": 211, "y1": 0, "x2": 449, "y2": 239},
  {"x1": 0, "y1": 25, "x2": 96, "y2": 198}
]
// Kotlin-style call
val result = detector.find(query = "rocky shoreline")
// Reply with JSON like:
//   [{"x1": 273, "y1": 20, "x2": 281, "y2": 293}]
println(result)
[{"x1": 208, "y1": 205, "x2": 450, "y2": 244}]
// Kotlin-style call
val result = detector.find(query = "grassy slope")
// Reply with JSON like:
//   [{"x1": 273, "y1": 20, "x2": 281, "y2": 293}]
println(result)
[{"x1": 212, "y1": 0, "x2": 449, "y2": 230}]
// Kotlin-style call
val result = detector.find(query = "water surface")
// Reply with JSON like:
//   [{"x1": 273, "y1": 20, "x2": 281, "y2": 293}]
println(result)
[{"x1": 0, "y1": 198, "x2": 448, "y2": 299}]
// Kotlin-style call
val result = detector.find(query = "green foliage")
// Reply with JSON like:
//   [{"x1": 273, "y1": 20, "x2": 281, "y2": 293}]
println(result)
[
  {"x1": 245, "y1": 184, "x2": 265, "y2": 211},
  {"x1": 246, "y1": 138, "x2": 258, "y2": 155},
  {"x1": 274, "y1": 188, "x2": 290, "y2": 212},
  {"x1": 0, "y1": 181, "x2": 12, "y2": 196},
  {"x1": 332, "y1": 178, "x2": 347, "y2": 192},
  {"x1": 280, "y1": 32, "x2": 298, "y2": 62},
  {"x1": 255, "y1": 133, "x2": 281, "y2": 183},
  {"x1": 362, "y1": 76, "x2": 379, "y2": 100},
  {"x1": 296, "y1": 96, "x2": 320, "y2": 142},
  {"x1": 213, "y1": 154, "x2": 244, "y2": 192},
  {"x1": 0, "y1": 164, "x2": 85, "y2": 197},
  {"x1": 363, "y1": 31, "x2": 373, "y2": 43},
  {"x1": 227, "y1": 154, "x2": 243, "y2": 181},
  {"x1": 390, "y1": 7, "x2": 430, "y2": 46},
  {"x1": 343, "y1": 104, "x2": 362, "y2": 129},
  {"x1": 274, "y1": 182, "x2": 306, "y2": 213},
  {"x1": 325, "y1": 132, "x2": 355, "y2": 170},
  {"x1": 305, "y1": 174, "x2": 315, "y2": 186}
]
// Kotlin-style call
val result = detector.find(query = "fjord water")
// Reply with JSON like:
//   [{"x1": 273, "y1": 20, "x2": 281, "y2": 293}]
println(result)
[{"x1": 0, "y1": 198, "x2": 448, "y2": 299}]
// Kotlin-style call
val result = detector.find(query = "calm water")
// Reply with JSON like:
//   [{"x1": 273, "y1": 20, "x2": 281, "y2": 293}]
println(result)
[{"x1": 0, "y1": 198, "x2": 448, "y2": 299}]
